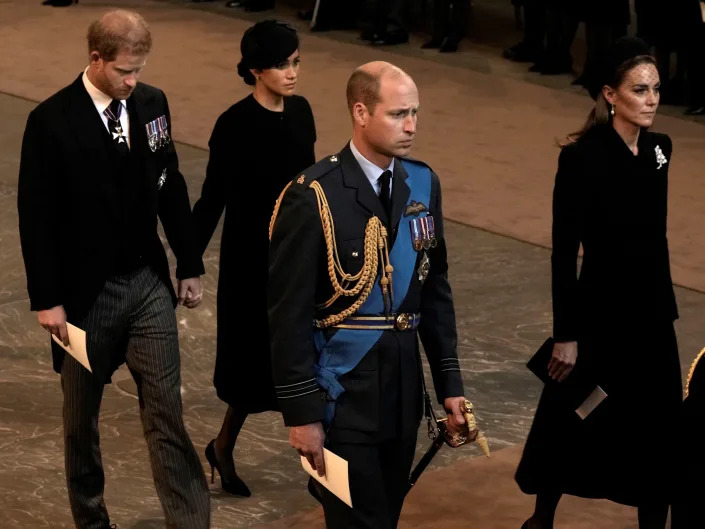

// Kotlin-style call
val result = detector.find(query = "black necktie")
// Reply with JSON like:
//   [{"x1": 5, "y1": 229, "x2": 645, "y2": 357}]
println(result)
[
  {"x1": 379, "y1": 169, "x2": 392, "y2": 220},
  {"x1": 103, "y1": 99, "x2": 129, "y2": 155}
]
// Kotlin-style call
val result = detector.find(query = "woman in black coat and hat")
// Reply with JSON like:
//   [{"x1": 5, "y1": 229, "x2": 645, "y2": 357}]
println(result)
[
  {"x1": 515, "y1": 37, "x2": 683, "y2": 529},
  {"x1": 192, "y1": 20, "x2": 316, "y2": 496}
]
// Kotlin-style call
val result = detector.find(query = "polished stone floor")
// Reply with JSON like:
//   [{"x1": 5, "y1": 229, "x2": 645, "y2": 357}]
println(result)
[{"x1": 1, "y1": 91, "x2": 703, "y2": 528}]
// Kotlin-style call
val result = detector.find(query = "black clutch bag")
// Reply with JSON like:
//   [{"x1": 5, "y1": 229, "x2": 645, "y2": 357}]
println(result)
[
  {"x1": 526, "y1": 337, "x2": 557, "y2": 385},
  {"x1": 527, "y1": 337, "x2": 605, "y2": 416}
]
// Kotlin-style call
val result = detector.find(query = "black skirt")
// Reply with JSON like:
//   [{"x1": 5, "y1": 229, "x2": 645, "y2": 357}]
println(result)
[
  {"x1": 213, "y1": 270, "x2": 279, "y2": 413},
  {"x1": 515, "y1": 319, "x2": 682, "y2": 506}
]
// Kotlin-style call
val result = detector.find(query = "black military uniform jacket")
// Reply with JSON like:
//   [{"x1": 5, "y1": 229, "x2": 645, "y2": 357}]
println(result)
[
  {"x1": 18, "y1": 74, "x2": 204, "y2": 374},
  {"x1": 268, "y1": 144, "x2": 464, "y2": 442}
]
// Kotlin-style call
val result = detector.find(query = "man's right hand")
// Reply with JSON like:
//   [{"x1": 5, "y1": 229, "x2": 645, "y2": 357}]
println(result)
[
  {"x1": 38, "y1": 305, "x2": 69, "y2": 347},
  {"x1": 290, "y1": 422, "x2": 326, "y2": 477}
]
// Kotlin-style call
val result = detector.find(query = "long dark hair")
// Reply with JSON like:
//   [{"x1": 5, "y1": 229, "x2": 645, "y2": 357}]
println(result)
[{"x1": 561, "y1": 55, "x2": 657, "y2": 147}]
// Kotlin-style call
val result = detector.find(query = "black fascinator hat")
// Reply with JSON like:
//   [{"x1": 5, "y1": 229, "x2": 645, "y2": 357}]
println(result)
[
  {"x1": 587, "y1": 36, "x2": 653, "y2": 100},
  {"x1": 237, "y1": 20, "x2": 299, "y2": 86}
]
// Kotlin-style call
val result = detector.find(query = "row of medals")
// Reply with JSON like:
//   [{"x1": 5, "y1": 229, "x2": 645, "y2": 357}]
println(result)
[
  {"x1": 145, "y1": 116, "x2": 170, "y2": 152},
  {"x1": 411, "y1": 216, "x2": 436, "y2": 281}
]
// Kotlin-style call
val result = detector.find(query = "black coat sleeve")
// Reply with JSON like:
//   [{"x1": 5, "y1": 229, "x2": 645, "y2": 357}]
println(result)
[
  {"x1": 551, "y1": 145, "x2": 584, "y2": 341},
  {"x1": 156, "y1": 91, "x2": 205, "y2": 279},
  {"x1": 17, "y1": 108, "x2": 66, "y2": 311},
  {"x1": 418, "y1": 172, "x2": 464, "y2": 403},
  {"x1": 192, "y1": 113, "x2": 228, "y2": 255},
  {"x1": 268, "y1": 180, "x2": 325, "y2": 426},
  {"x1": 303, "y1": 97, "x2": 317, "y2": 161}
]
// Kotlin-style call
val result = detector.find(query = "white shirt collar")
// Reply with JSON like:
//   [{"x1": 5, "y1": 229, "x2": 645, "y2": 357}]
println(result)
[
  {"x1": 82, "y1": 67, "x2": 126, "y2": 113},
  {"x1": 349, "y1": 140, "x2": 395, "y2": 193}
]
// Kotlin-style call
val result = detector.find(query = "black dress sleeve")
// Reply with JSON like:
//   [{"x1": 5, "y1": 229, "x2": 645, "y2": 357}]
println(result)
[
  {"x1": 192, "y1": 112, "x2": 230, "y2": 255},
  {"x1": 299, "y1": 96, "x2": 316, "y2": 167},
  {"x1": 418, "y1": 172, "x2": 464, "y2": 403},
  {"x1": 551, "y1": 144, "x2": 585, "y2": 342}
]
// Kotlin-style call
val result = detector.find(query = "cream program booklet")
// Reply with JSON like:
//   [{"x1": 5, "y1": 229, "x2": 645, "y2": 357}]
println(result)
[
  {"x1": 301, "y1": 448, "x2": 352, "y2": 508},
  {"x1": 52, "y1": 323, "x2": 91, "y2": 373}
]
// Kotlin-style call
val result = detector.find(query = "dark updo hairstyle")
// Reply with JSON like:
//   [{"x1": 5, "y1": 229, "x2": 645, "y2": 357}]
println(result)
[
  {"x1": 564, "y1": 37, "x2": 656, "y2": 145},
  {"x1": 237, "y1": 20, "x2": 299, "y2": 86}
]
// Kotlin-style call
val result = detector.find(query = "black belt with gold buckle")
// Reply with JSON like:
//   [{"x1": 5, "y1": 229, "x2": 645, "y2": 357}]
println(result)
[{"x1": 331, "y1": 313, "x2": 421, "y2": 331}]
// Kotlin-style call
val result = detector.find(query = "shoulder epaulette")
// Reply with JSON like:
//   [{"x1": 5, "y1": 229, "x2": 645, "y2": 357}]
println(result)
[{"x1": 294, "y1": 154, "x2": 341, "y2": 187}]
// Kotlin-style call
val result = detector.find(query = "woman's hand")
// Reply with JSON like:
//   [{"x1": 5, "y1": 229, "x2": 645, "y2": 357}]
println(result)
[{"x1": 548, "y1": 341, "x2": 578, "y2": 382}]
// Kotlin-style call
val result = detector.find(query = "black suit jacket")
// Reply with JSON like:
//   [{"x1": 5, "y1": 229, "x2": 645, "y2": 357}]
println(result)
[
  {"x1": 268, "y1": 144, "x2": 463, "y2": 442},
  {"x1": 676, "y1": 353, "x2": 705, "y2": 528},
  {"x1": 18, "y1": 74, "x2": 204, "y2": 374}
]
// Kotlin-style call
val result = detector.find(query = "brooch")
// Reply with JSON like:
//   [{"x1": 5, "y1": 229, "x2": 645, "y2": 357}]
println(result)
[{"x1": 655, "y1": 145, "x2": 668, "y2": 170}]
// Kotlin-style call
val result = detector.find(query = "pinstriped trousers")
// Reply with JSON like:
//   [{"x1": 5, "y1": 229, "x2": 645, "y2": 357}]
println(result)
[{"x1": 61, "y1": 267, "x2": 210, "y2": 529}]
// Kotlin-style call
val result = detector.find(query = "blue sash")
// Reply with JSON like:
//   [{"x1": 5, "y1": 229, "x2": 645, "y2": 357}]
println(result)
[{"x1": 314, "y1": 160, "x2": 432, "y2": 424}]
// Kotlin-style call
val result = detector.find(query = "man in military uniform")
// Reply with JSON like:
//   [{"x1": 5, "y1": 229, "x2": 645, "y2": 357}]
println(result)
[
  {"x1": 672, "y1": 349, "x2": 705, "y2": 528},
  {"x1": 268, "y1": 61, "x2": 466, "y2": 528}
]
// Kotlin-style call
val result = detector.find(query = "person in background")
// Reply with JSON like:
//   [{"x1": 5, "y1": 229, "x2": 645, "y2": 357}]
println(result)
[
  {"x1": 192, "y1": 20, "x2": 316, "y2": 497},
  {"x1": 421, "y1": 0, "x2": 469, "y2": 53},
  {"x1": 361, "y1": 0, "x2": 409, "y2": 45}
]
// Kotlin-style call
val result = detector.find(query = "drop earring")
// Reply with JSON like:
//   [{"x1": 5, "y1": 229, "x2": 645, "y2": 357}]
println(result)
[{"x1": 610, "y1": 104, "x2": 615, "y2": 117}]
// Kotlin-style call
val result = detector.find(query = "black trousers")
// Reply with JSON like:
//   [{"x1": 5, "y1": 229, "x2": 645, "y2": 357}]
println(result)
[
  {"x1": 314, "y1": 433, "x2": 417, "y2": 528},
  {"x1": 580, "y1": 22, "x2": 627, "y2": 81},
  {"x1": 61, "y1": 267, "x2": 210, "y2": 529},
  {"x1": 372, "y1": 0, "x2": 407, "y2": 32},
  {"x1": 686, "y1": 23, "x2": 705, "y2": 106},
  {"x1": 429, "y1": 0, "x2": 469, "y2": 41}
]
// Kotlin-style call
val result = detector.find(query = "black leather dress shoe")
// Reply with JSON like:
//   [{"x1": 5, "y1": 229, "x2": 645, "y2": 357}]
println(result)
[
  {"x1": 360, "y1": 28, "x2": 377, "y2": 41},
  {"x1": 571, "y1": 74, "x2": 590, "y2": 87},
  {"x1": 533, "y1": 57, "x2": 572, "y2": 75},
  {"x1": 298, "y1": 8, "x2": 313, "y2": 20},
  {"x1": 421, "y1": 36, "x2": 444, "y2": 49},
  {"x1": 371, "y1": 30, "x2": 409, "y2": 46},
  {"x1": 685, "y1": 106, "x2": 705, "y2": 116},
  {"x1": 502, "y1": 42, "x2": 541, "y2": 62},
  {"x1": 42, "y1": 0, "x2": 76, "y2": 5},
  {"x1": 439, "y1": 37, "x2": 459, "y2": 53},
  {"x1": 244, "y1": 0, "x2": 274, "y2": 11}
]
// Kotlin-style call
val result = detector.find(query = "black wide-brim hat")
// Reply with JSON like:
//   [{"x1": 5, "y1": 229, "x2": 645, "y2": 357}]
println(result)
[{"x1": 587, "y1": 36, "x2": 652, "y2": 100}]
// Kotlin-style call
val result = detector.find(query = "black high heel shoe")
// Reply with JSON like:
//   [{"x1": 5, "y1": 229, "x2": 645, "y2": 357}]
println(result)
[{"x1": 205, "y1": 439, "x2": 251, "y2": 497}]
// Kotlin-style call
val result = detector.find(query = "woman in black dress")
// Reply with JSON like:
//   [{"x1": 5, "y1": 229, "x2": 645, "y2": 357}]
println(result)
[
  {"x1": 516, "y1": 37, "x2": 682, "y2": 529},
  {"x1": 192, "y1": 20, "x2": 316, "y2": 497}
]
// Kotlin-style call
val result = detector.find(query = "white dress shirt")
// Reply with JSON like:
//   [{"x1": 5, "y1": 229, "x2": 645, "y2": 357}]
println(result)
[
  {"x1": 349, "y1": 140, "x2": 394, "y2": 196},
  {"x1": 82, "y1": 68, "x2": 130, "y2": 148}
]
